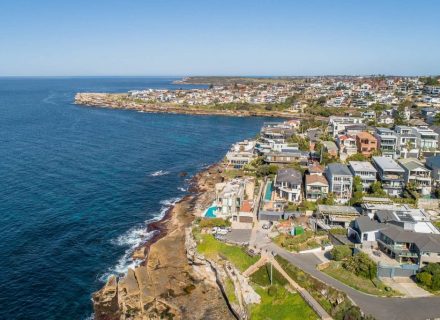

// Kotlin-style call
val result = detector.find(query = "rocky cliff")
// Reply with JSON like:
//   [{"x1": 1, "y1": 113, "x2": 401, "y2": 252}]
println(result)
[{"x1": 92, "y1": 165, "x2": 235, "y2": 320}]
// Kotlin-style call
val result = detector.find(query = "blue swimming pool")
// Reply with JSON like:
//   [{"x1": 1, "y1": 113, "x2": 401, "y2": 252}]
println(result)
[
  {"x1": 204, "y1": 205, "x2": 218, "y2": 218},
  {"x1": 265, "y1": 181, "x2": 273, "y2": 201}
]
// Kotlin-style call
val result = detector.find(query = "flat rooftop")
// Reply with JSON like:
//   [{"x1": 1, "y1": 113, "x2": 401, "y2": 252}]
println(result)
[
  {"x1": 349, "y1": 161, "x2": 377, "y2": 173},
  {"x1": 373, "y1": 156, "x2": 405, "y2": 172}
]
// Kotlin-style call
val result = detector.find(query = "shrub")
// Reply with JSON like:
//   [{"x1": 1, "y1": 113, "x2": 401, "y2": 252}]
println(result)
[
  {"x1": 416, "y1": 272, "x2": 432, "y2": 287},
  {"x1": 267, "y1": 285, "x2": 278, "y2": 297},
  {"x1": 342, "y1": 252, "x2": 377, "y2": 279},
  {"x1": 331, "y1": 245, "x2": 352, "y2": 261},
  {"x1": 199, "y1": 218, "x2": 230, "y2": 228}
]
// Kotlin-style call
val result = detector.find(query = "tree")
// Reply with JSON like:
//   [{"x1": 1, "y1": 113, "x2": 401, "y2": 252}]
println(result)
[
  {"x1": 256, "y1": 164, "x2": 278, "y2": 177},
  {"x1": 350, "y1": 176, "x2": 363, "y2": 205},
  {"x1": 346, "y1": 153, "x2": 368, "y2": 162},
  {"x1": 343, "y1": 252, "x2": 377, "y2": 280},
  {"x1": 319, "y1": 193, "x2": 335, "y2": 205},
  {"x1": 370, "y1": 181, "x2": 386, "y2": 197},
  {"x1": 433, "y1": 113, "x2": 440, "y2": 126},
  {"x1": 393, "y1": 105, "x2": 407, "y2": 126},
  {"x1": 416, "y1": 272, "x2": 433, "y2": 288},
  {"x1": 330, "y1": 245, "x2": 352, "y2": 261}
]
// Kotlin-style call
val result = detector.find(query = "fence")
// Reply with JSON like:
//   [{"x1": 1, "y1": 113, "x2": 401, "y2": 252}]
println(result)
[{"x1": 377, "y1": 263, "x2": 419, "y2": 278}]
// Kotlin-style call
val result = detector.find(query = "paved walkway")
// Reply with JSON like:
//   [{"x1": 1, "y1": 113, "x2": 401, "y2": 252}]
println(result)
[
  {"x1": 263, "y1": 243, "x2": 440, "y2": 320},
  {"x1": 242, "y1": 256, "x2": 268, "y2": 277}
]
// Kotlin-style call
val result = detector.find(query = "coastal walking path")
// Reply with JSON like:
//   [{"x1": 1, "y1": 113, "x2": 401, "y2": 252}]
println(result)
[
  {"x1": 261, "y1": 242, "x2": 440, "y2": 320},
  {"x1": 249, "y1": 179, "x2": 265, "y2": 248},
  {"x1": 242, "y1": 253, "x2": 332, "y2": 320}
]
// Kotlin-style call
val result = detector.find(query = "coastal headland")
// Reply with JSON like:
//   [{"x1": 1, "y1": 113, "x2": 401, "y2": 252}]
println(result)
[
  {"x1": 93, "y1": 163, "x2": 236, "y2": 320},
  {"x1": 74, "y1": 92, "x2": 308, "y2": 119}
]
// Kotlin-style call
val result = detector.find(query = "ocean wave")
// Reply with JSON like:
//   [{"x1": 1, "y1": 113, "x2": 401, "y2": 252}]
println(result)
[
  {"x1": 178, "y1": 187, "x2": 187, "y2": 192},
  {"x1": 100, "y1": 196, "x2": 183, "y2": 282},
  {"x1": 150, "y1": 170, "x2": 169, "y2": 177}
]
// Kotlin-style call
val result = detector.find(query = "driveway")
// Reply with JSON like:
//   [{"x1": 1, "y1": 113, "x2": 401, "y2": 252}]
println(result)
[
  {"x1": 381, "y1": 277, "x2": 432, "y2": 298},
  {"x1": 262, "y1": 243, "x2": 440, "y2": 320}
]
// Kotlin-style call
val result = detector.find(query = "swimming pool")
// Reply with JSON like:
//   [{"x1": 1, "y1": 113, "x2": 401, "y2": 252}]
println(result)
[
  {"x1": 204, "y1": 205, "x2": 218, "y2": 218},
  {"x1": 265, "y1": 181, "x2": 273, "y2": 201}
]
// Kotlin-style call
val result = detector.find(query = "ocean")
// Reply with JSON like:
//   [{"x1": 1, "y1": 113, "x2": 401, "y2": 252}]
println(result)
[{"x1": 0, "y1": 77, "x2": 277, "y2": 319}]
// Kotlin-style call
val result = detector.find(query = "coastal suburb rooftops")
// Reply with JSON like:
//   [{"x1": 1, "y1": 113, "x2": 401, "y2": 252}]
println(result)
[
  {"x1": 349, "y1": 161, "x2": 377, "y2": 173},
  {"x1": 326, "y1": 163, "x2": 352, "y2": 176},
  {"x1": 372, "y1": 156, "x2": 404, "y2": 172}
]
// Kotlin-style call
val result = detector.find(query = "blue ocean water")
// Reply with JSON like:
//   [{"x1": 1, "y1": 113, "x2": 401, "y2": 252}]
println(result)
[{"x1": 0, "y1": 77, "x2": 276, "y2": 319}]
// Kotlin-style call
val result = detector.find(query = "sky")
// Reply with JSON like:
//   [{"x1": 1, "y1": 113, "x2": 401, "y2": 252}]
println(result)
[{"x1": 0, "y1": 0, "x2": 439, "y2": 76}]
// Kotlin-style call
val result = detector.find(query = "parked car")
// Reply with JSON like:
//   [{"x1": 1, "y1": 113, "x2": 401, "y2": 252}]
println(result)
[{"x1": 262, "y1": 224, "x2": 270, "y2": 230}]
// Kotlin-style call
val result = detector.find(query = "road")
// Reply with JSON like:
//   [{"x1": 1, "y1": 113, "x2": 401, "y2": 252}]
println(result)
[{"x1": 261, "y1": 242, "x2": 440, "y2": 320}]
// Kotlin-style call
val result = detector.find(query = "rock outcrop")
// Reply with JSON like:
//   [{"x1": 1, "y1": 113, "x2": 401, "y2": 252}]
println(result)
[{"x1": 93, "y1": 165, "x2": 236, "y2": 320}]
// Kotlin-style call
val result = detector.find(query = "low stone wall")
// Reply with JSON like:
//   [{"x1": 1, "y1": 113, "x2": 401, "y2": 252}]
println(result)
[{"x1": 417, "y1": 198, "x2": 439, "y2": 210}]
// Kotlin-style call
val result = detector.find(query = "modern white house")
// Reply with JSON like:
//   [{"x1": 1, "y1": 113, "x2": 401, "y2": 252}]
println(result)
[
  {"x1": 374, "y1": 128, "x2": 398, "y2": 159},
  {"x1": 348, "y1": 161, "x2": 377, "y2": 191},
  {"x1": 412, "y1": 127, "x2": 439, "y2": 150},
  {"x1": 324, "y1": 163, "x2": 353, "y2": 204}
]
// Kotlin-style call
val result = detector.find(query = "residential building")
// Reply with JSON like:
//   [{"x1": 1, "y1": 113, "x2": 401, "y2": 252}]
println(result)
[
  {"x1": 375, "y1": 209, "x2": 439, "y2": 234},
  {"x1": 398, "y1": 158, "x2": 432, "y2": 194},
  {"x1": 372, "y1": 156, "x2": 405, "y2": 196},
  {"x1": 316, "y1": 205, "x2": 360, "y2": 228},
  {"x1": 355, "y1": 132, "x2": 378, "y2": 157},
  {"x1": 426, "y1": 155, "x2": 440, "y2": 185},
  {"x1": 215, "y1": 179, "x2": 245, "y2": 218},
  {"x1": 348, "y1": 161, "x2": 377, "y2": 191},
  {"x1": 349, "y1": 216, "x2": 388, "y2": 243},
  {"x1": 322, "y1": 141, "x2": 338, "y2": 158},
  {"x1": 374, "y1": 128, "x2": 398, "y2": 159},
  {"x1": 328, "y1": 116, "x2": 364, "y2": 137},
  {"x1": 325, "y1": 163, "x2": 353, "y2": 204},
  {"x1": 336, "y1": 134, "x2": 357, "y2": 161},
  {"x1": 412, "y1": 127, "x2": 439, "y2": 150},
  {"x1": 394, "y1": 126, "x2": 419, "y2": 159},
  {"x1": 265, "y1": 151, "x2": 308, "y2": 164},
  {"x1": 305, "y1": 174, "x2": 329, "y2": 202},
  {"x1": 378, "y1": 225, "x2": 440, "y2": 266},
  {"x1": 274, "y1": 168, "x2": 303, "y2": 203}
]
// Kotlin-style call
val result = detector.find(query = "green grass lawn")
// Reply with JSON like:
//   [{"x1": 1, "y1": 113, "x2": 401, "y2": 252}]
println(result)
[
  {"x1": 250, "y1": 263, "x2": 288, "y2": 287},
  {"x1": 249, "y1": 264, "x2": 318, "y2": 320},
  {"x1": 196, "y1": 234, "x2": 259, "y2": 271},
  {"x1": 322, "y1": 261, "x2": 402, "y2": 297},
  {"x1": 224, "y1": 278, "x2": 238, "y2": 304},
  {"x1": 250, "y1": 285, "x2": 318, "y2": 320}
]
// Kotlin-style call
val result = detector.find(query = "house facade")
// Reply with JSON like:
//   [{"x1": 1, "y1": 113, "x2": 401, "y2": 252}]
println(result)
[
  {"x1": 274, "y1": 168, "x2": 303, "y2": 203},
  {"x1": 398, "y1": 158, "x2": 432, "y2": 194},
  {"x1": 325, "y1": 163, "x2": 353, "y2": 204},
  {"x1": 348, "y1": 161, "x2": 377, "y2": 191},
  {"x1": 372, "y1": 156, "x2": 405, "y2": 197},
  {"x1": 355, "y1": 131, "x2": 378, "y2": 157},
  {"x1": 305, "y1": 174, "x2": 329, "y2": 202}
]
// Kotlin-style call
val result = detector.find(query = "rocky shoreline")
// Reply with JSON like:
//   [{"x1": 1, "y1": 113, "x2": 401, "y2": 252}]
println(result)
[
  {"x1": 74, "y1": 93, "x2": 304, "y2": 119},
  {"x1": 92, "y1": 163, "x2": 237, "y2": 320}
]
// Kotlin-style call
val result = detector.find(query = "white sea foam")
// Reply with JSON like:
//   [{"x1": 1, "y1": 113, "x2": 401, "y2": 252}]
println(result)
[
  {"x1": 100, "y1": 196, "x2": 183, "y2": 282},
  {"x1": 150, "y1": 170, "x2": 169, "y2": 177},
  {"x1": 178, "y1": 187, "x2": 187, "y2": 192}
]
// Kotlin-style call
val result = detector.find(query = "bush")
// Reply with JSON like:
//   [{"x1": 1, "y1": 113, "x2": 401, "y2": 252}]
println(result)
[
  {"x1": 267, "y1": 285, "x2": 278, "y2": 297},
  {"x1": 342, "y1": 252, "x2": 377, "y2": 280},
  {"x1": 199, "y1": 218, "x2": 230, "y2": 228},
  {"x1": 256, "y1": 164, "x2": 278, "y2": 177},
  {"x1": 416, "y1": 263, "x2": 440, "y2": 291},
  {"x1": 331, "y1": 245, "x2": 352, "y2": 261},
  {"x1": 416, "y1": 272, "x2": 432, "y2": 287}
]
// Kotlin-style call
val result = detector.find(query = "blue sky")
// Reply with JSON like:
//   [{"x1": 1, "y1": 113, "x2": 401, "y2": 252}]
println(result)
[{"x1": 1, "y1": 0, "x2": 439, "y2": 76}]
